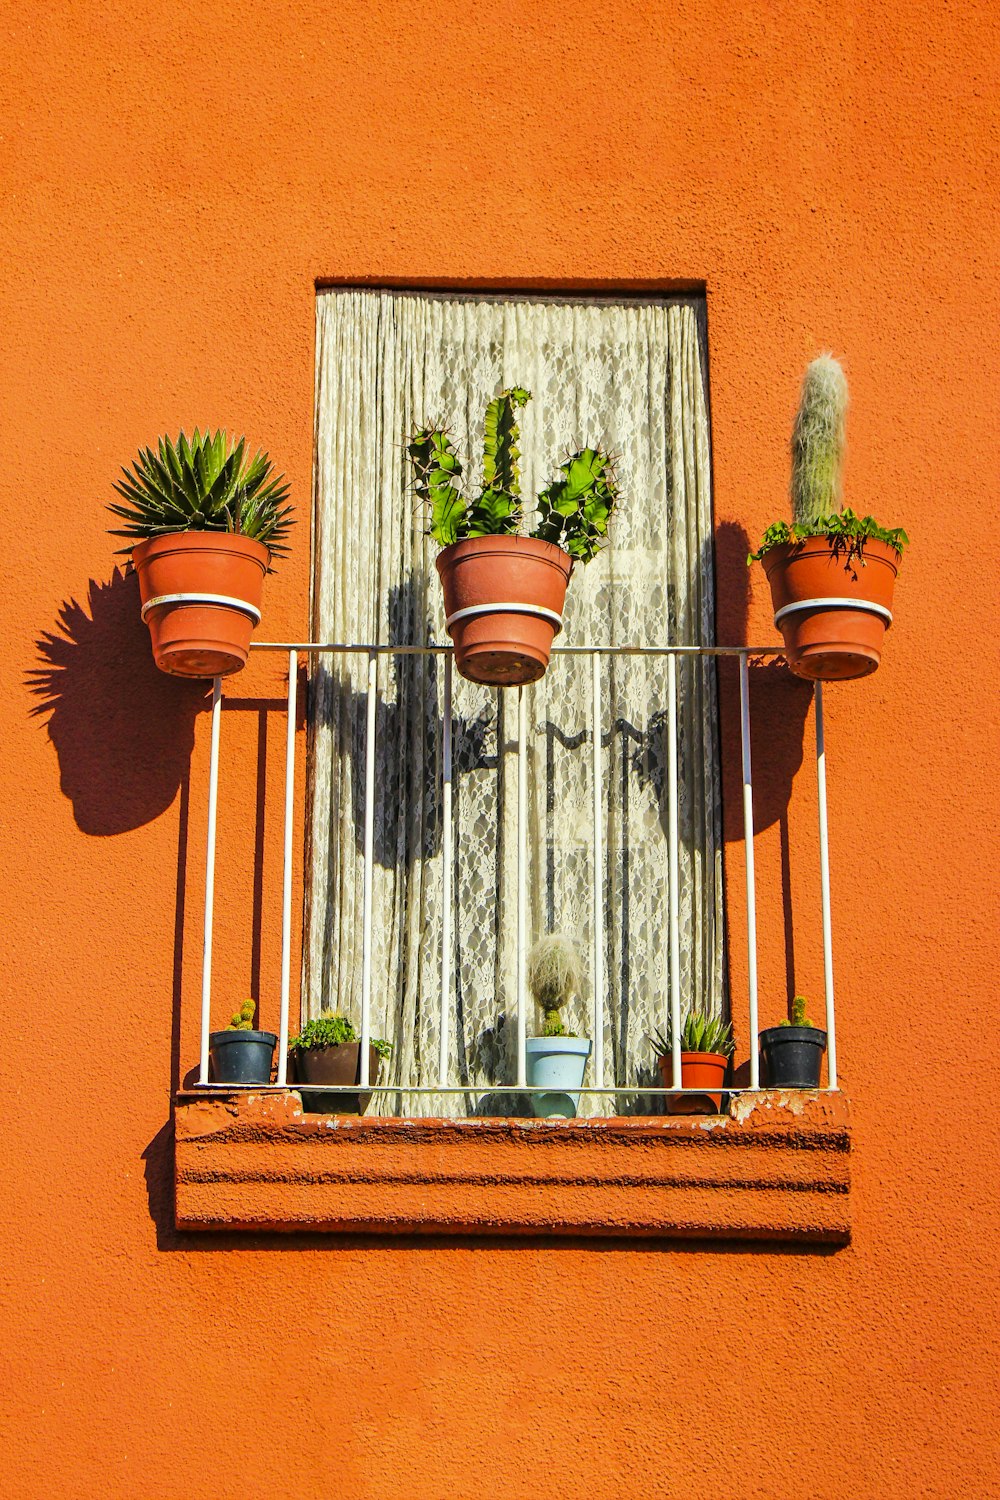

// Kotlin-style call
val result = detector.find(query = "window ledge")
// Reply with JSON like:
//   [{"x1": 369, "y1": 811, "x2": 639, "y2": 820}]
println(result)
[{"x1": 173, "y1": 1089, "x2": 850, "y2": 1243}]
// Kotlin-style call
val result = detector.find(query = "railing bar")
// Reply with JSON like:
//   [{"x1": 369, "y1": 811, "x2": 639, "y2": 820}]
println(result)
[
  {"x1": 438, "y1": 655, "x2": 453, "y2": 1089},
  {"x1": 815, "y1": 683, "x2": 837, "y2": 1090},
  {"x1": 276, "y1": 651, "x2": 297, "y2": 1087},
  {"x1": 667, "y1": 654, "x2": 682, "y2": 1090},
  {"x1": 516, "y1": 684, "x2": 528, "y2": 1089},
  {"x1": 359, "y1": 651, "x2": 377, "y2": 1089},
  {"x1": 199, "y1": 1083, "x2": 802, "y2": 1095},
  {"x1": 591, "y1": 651, "x2": 604, "y2": 1089},
  {"x1": 251, "y1": 642, "x2": 785, "y2": 657},
  {"x1": 198, "y1": 676, "x2": 223, "y2": 1086},
  {"x1": 739, "y1": 653, "x2": 760, "y2": 1090}
]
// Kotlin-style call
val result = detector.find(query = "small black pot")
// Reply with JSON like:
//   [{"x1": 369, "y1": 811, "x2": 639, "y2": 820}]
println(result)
[
  {"x1": 209, "y1": 1029, "x2": 277, "y2": 1085},
  {"x1": 759, "y1": 1025, "x2": 827, "y2": 1088}
]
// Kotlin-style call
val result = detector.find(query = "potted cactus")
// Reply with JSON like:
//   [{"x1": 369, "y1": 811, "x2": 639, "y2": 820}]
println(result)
[
  {"x1": 109, "y1": 428, "x2": 294, "y2": 678},
  {"x1": 748, "y1": 355, "x2": 908, "y2": 680},
  {"x1": 652, "y1": 1010, "x2": 734, "y2": 1115},
  {"x1": 759, "y1": 994, "x2": 827, "y2": 1088},
  {"x1": 291, "y1": 1011, "x2": 392, "y2": 1115},
  {"x1": 408, "y1": 388, "x2": 620, "y2": 686},
  {"x1": 524, "y1": 934, "x2": 592, "y2": 1118},
  {"x1": 208, "y1": 999, "x2": 277, "y2": 1086}
]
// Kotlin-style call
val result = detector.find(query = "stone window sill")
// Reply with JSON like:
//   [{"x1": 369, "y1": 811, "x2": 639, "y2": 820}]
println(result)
[{"x1": 173, "y1": 1089, "x2": 850, "y2": 1242}]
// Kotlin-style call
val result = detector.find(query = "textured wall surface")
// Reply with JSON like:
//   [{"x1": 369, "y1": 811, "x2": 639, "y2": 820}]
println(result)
[{"x1": 2, "y1": 3, "x2": 998, "y2": 1497}]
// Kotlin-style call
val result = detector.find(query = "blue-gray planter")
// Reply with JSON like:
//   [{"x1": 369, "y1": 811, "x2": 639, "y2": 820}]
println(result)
[
  {"x1": 524, "y1": 1036, "x2": 591, "y2": 1118},
  {"x1": 209, "y1": 1029, "x2": 277, "y2": 1085}
]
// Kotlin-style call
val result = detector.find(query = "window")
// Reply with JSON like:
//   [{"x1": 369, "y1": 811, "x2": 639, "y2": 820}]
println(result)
[{"x1": 305, "y1": 289, "x2": 723, "y2": 1117}]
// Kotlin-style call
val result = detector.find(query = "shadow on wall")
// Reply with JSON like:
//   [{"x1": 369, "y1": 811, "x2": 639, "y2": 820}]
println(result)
[{"x1": 27, "y1": 568, "x2": 208, "y2": 834}]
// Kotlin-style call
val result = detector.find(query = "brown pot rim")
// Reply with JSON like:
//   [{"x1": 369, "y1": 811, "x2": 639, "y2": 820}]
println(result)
[
  {"x1": 132, "y1": 531, "x2": 271, "y2": 568},
  {"x1": 761, "y1": 534, "x2": 901, "y2": 577},
  {"x1": 436, "y1": 533, "x2": 573, "y2": 576}
]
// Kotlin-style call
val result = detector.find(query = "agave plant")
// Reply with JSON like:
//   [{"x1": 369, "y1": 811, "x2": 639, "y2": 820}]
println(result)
[
  {"x1": 651, "y1": 1010, "x2": 734, "y2": 1057},
  {"x1": 408, "y1": 387, "x2": 619, "y2": 561},
  {"x1": 109, "y1": 428, "x2": 294, "y2": 565}
]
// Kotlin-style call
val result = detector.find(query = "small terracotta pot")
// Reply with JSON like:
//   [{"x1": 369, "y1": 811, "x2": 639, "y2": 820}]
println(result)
[
  {"x1": 660, "y1": 1050, "x2": 729, "y2": 1115},
  {"x1": 762, "y1": 536, "x2": 900, "y2": 681},
  {"x1": 436, "y1": 535, "x2": 573, "y2": 686},
  {"x1": 293, "y1": 1041, "x2": 381, "y2": 1115},
  {"x1": 132, "y1": 532, "x2": 269, "y2": 678}
]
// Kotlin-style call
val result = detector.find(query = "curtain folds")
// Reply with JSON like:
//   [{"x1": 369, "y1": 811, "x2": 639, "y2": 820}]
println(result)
[{"x1": 306, "y1": 291, "x2": 724, "y2": 1117}]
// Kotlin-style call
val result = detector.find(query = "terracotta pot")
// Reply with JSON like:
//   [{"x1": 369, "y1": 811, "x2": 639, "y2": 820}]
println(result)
[
  {"x1": 660, "y1": 1050, "x2": 729, "y2": 1115},
  {"x1": 436, "y1": 535, "x2": 573, "y2": 686},
  {"x1": 762, "y1": 536, "x2": 900, "y2": 680},
  {"x1": 293, "y1": 1041, "x2": 381, "y2": 1115},
  {"x1": 132, "y1": 532, "x2": 269, "y2": 678}
]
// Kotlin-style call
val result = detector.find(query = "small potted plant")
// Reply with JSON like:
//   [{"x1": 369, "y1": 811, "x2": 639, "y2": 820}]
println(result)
[
  {"x1": 408, "y1": 387, "x2": 620, "y2": 686},
  {"x1": 109, "y1": 428, "x2": 294, "y2": 678},
  {"x1": 208, "y1": 998, "x2": 277, "y2": 1086},
  {"x1": 652, "y1": 1010, "x2": 734, "y2": 1115},
  {"x1": 524, "y1": 933, "x2": 592, "y2": 1118},
  {"x1": 759, "y1": 994, "x2": 827, "y2": 1088},
  {"x1": 291, "y1": 1011, "x2": 392, "y2": 1115},
  {"x1": 748, "y1": 355, "x2": 908, "y2": 680}
]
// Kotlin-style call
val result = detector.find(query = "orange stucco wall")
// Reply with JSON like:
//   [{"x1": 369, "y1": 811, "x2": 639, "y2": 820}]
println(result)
[{"x1": 3, "y1": 4, "x2": 999, "y2": 1497}]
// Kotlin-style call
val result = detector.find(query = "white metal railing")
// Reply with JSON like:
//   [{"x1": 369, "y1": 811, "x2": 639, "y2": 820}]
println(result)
[{"x1": 195, "y1": 641, "x2": 838, "y2": 1099}]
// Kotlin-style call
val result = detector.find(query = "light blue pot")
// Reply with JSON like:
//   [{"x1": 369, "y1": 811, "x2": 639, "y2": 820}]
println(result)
[{"x1": 524, "y1": 1036, "x2": 592, "y2": 1119}]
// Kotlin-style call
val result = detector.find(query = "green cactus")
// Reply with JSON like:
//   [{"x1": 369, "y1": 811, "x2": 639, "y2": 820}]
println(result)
[
  {"x1": 791, "y1": 354, "x2": 849, "y2": 528},
  {"x1": 227, "y1": 998, "x2": 256, "y2": 1031},
  {"x1": 408, "y1": 387, "x2": 619, "y2": 558},
  {"x1": 782, "y1": 994, "x2": 815, "y2": 1029}
]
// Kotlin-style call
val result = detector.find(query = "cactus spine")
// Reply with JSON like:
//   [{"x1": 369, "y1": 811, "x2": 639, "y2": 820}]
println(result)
[{"x1": 790, "y1": 354, "x2": 848, "y2": 529}]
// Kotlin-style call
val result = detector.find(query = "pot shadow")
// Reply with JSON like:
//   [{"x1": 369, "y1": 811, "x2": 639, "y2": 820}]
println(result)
[{"x1": 27, "y1": 568, "x2": 209, "y2": 835}]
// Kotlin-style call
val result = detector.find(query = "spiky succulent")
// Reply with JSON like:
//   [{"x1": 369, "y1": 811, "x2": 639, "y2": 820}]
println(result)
[
  {"x1": 292, "y1": 1010, "x2": 392, "y2": 1059},
  {"x1": 781, "y1": 994, "x2": 816, "y2": 1029},
  {"x1": 227, "y1": 998, "x2": 257, "y2": 1032},
  {"x1": 408, "y1": 387, "x2": 619, "y2": 559},
  {"x1": 528, "y1": 933, "x2": 583, "y2": 1038},
  {"x1": 109, "y1": 428, "x2": 294, "y2": 566},
  {"x1": 651, "y1": 1010, "x2": 734, "y2": 1057}
]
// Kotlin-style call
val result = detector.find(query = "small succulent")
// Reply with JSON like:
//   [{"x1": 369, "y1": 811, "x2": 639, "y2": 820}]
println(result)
[
  {"x1": 748, "y1": 356, "x2": 907, "y2": 564},
  {"x1": 408, "y1": 387, "x2": 619, "y2": 561},
  {"x1": 651, "y1": 1010, "x2": 734, "y2": 1057},
  {"x1": 109, "y1": 428, "x2": 294, "y2": 565},
  {"x1": 292, "y1": 1010, "x2": 392, "y2": 1059},
  {"x1": 527, "y1": 933, "x2": 583, "y2": 1038},
  {"x1": 226, "y1": 998, "x2": 257, "y2": 1032},
  {"x1": 781, "y1": 994, "x2": 816, "y2": 1029}
]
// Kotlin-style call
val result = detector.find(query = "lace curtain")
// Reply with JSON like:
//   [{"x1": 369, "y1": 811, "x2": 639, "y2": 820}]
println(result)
[{"x1": 305, "y1": 290, "x2": 724, "y2": 1116}]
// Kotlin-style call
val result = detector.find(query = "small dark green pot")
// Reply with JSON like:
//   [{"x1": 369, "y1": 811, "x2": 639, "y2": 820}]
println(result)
[
  {"x1": 208, "y1": 1030, "x2": 277, "y2": 1085},
  {"x1": 759, "y1": 1025, "x2": 827, "y2": 1088}
]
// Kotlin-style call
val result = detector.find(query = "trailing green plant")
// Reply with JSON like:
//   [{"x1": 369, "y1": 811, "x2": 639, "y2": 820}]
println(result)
[
  {"x1": 291, "y1": 1010, "x2": 392, "y2": 1059},
  {"x1": 109, "y1": 428, "x2": 294, "y2": 565},
  {"x1": 781, "y1": 994, "x2": 816, "y2": 1029},
  {"x1": 527, "y1": 933, "x2": 583, "y2": 1039},
  {"x1": 408, "y1": 387, "x2": 619, "y2": 560},
  {"x1": 651, "y1": 1009, "x2": 734, "y2": 1057},
  {"x1": 748, "y1": 356, "x2": 908, "y2": 565},
  {"x1": 226, "y1": 998, "x2": 257, "y2": 1032}
]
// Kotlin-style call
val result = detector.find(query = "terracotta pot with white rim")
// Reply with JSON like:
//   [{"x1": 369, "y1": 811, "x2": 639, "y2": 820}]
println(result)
[
  {"x1": 436, "y1": 535, "x2": 573, "y2": 686},
  {"x1": 762, "y1": 536, "x2": 900, "y2": 681},
  {"x1": 133, "y1": 532, "x2": 269, "y2": 678}
]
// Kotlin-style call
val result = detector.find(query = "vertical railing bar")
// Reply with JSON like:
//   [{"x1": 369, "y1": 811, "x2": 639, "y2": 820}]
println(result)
[
  {"x1": 739, "y1": 652, "x2": 760, "y2": 1089},
  {"x1": 276, "y1": 650, "x2": 297, "y2": 1087},
  {"x1": 590, "y1": 651, "x2": 604, "y2": 1089},
  {"x1": 359, "y1": 650, "x2": 377, "y2": 1089},
  {"x1": 815, "y1": 682, "x2": 838, "y2": 1089},
  {"x1": 516, "y1": 684, "x2": 528, "y2": 1089},
  {"x1": 438, "y1": 654, "x2": 453, "y2": 1089},
  {"x1": 198, "y1": 676, "x2": 223, "y2": 1085},
  {"x1": 667, "y1": 653, "x2": 682, "y2": 1090}
]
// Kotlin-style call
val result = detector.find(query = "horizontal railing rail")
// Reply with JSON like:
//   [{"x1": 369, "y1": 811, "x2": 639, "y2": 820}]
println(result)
[{"x1": 195, "y1": 641, "x2": 838, "y2": 1103}]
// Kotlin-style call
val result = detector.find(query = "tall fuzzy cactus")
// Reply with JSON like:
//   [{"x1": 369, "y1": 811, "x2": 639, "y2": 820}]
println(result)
[
  {"x1": 790, "y1": 355, "x2": 848, "y2": 528},
  {"x1": 227, "y1": 998, "x2": 256, "y2": 1031},
  {"x1": 528, "y1": 933, "x2": 583, "y2": 1038}
]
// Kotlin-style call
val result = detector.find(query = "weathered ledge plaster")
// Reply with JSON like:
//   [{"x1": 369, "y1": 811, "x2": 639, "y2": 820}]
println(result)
[{"x1": 173, "y1": 1089, "x2": 851, "y2": 1242}]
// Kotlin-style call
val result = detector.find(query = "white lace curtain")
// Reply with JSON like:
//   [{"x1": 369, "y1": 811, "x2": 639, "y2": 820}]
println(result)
[{"x1": 305, "y1": 290, "x2": 724, "y2": 1116}]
